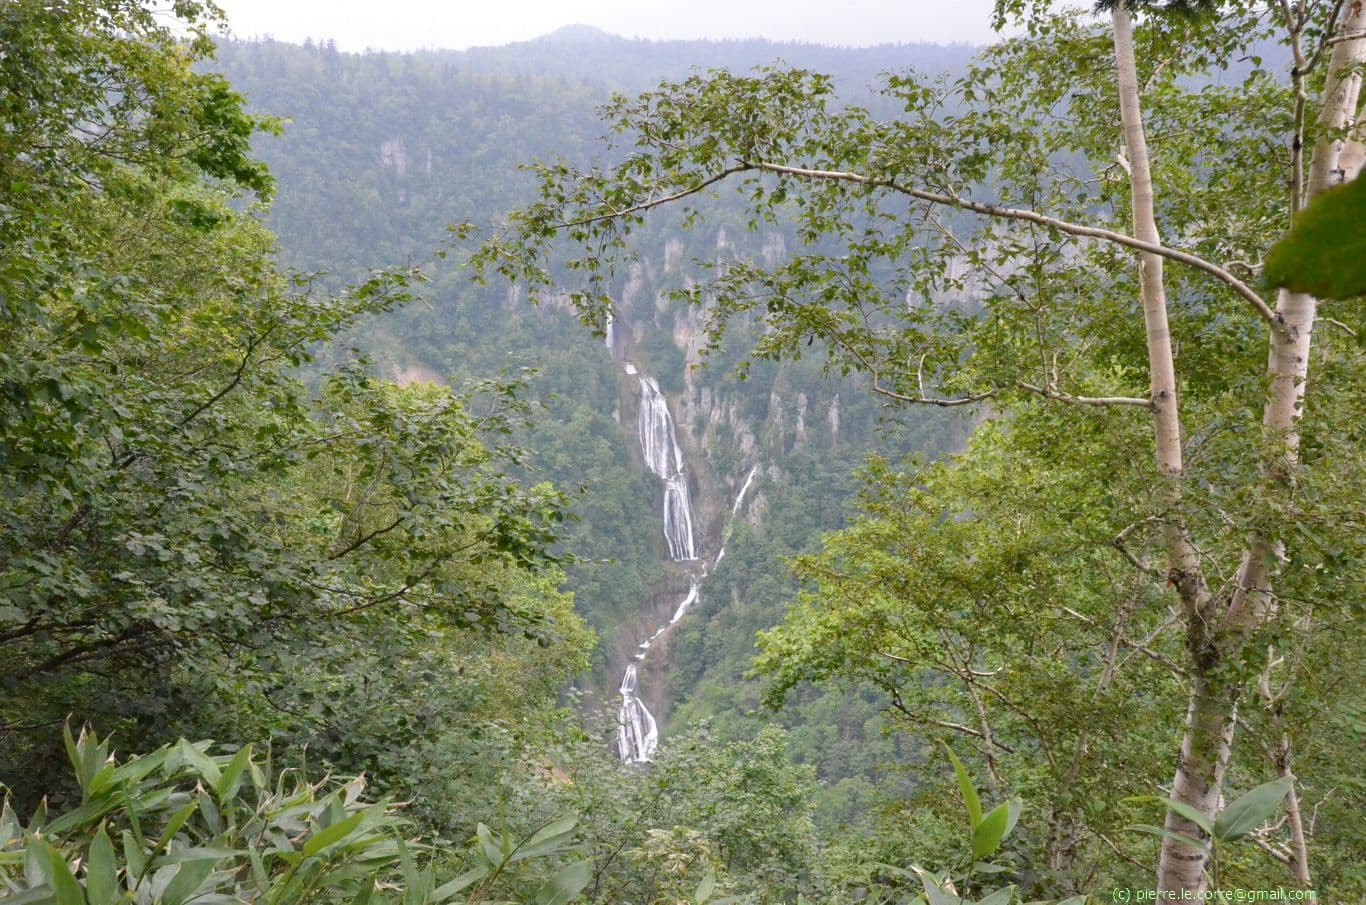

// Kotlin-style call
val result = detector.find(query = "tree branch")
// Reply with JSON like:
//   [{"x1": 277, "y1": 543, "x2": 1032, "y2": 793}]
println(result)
[
  {"x1": 179, "y1": 325, "x2": 277, "y2": 428},
  {"x1": 327, "y1": 516, "x2": 404, "y2": 561},
  {"x1": 556, "y1": 164, "x2": 751, "y2": 229},
  {"x1": 1017, "y1": 380, "x2": 1153, "y2": 409},
  {"x1": 871, "y1": 383, "x2": 999, "y2": 407},
  {"x1": 749, "y1": 160, "x2": 1287, "y2": 337}
]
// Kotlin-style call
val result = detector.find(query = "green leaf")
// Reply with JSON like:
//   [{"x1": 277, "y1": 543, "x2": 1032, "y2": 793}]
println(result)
[
  {"x1": 1163, "y1": 800, "x2": 1214, "y2": 837},
  {"x1": 1, "y1": 800, "x2": 19, "y2": 846},
  {"x1": 972, "y1": 862, "x2": 1010, "y2": 875},
  {"x1": 910, "y1": 865, "x2": 962, "y2": 905},
  {"x1": 397, "y1": 838, "x2": 424, "y2": 905},
  {"x1": 175, "y1": 741, "x2": 221, "y2": 787},
  {"x1": 1214, "y1": 776, "x2": 1294, "y2": 841},
  {"x1": 0, "y1": 888, "x2": 59, "y2": 905},
  {"x1": 943, "y1": 744, "x2": 982, "y2": 829},
  {"x1": 63, "y1": 725, "x2": 82, "y2": 785},
  {"x1": 161, "y1": 859, "x2": 215, "y2": 905},
  {"x1": 351, "y1": 878, "x2": 376, "y2": 905},
  {"x1": 121, "y1": 831, "x2": 146, "y2": 883},
  {"x1": 532, "y1": 860, "x2": 592, "y2": 905},
  {"x1": 475, "y1": 823, "x2": 503, "y2": 867},
  {"x1": 695, "y1": 870, "x2": 717, "y2": 904},
  {"x1": 431, "y1": 865, "x2": 489, "y2": 902},
  {"x1": 1001, "y1": 798, "x2": 1021, "y2": 842},
  {"x1": 154, "y1": 847, "x2": 240, "y2": 865},
  {"x1": 1265, "y1": 174, "x2": 1366, "y2": 298},
  {"x1": 214, "y1": 747, "x2": 252, "y2": 803},
  {"x1": 1124, "y1": 795, "x2": 1214, "y2": 836},
  {"x1": 974, "y1": 888, "x2": 1015, "y2": 905},
  {"x1": 509, "y1": 814, "x2": 578, "y2": 862},
  {"x1": 85, "y1": 827, "x2": 119, "y2": 905},
  {"x1": 43, "y1": 842, "x2": 85, "y2": 905},
  {"x1": 302, "y1": 811, "x2": 365, "y2": 858},
  {"x1": 1126, "y1": 824, "x2": 1209, "y2": 853},
  {"x1": 972, "y1": 801, "x2": 1011, "y2": 861},
  {"x1": 110, "y1": 750, "x2": 170, "y2": 788},
  {"x1": 21, "y1": 836, "x2": 44, "y2": 887},
  {"x1": 153, "y1": 801, "x2": 199, "y2": 856},
  {"x1": 84, "y1": 765, "x2": 119, "y2": 799}
]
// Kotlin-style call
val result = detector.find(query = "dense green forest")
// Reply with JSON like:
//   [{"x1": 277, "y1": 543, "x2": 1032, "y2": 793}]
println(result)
[
  {"x1": 206, "y1": 28, "x2": 972, "y2": 825},
  {"x1": 1, "y1": 1, "x2": 1362, "y2": 903}
]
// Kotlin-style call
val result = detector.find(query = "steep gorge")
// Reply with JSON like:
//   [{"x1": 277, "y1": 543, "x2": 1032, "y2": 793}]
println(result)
[{"x1": 212, "y1": 35, "x2": 967, "y2": 799}]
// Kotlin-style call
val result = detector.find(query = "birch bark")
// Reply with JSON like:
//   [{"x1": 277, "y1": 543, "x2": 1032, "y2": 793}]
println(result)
[
  {"x1": 1107, "y1": 2, "x2": 1229, "y2": 891},
  {"x1": 1227, "y1": 2, "x2": 1366, "y2": 634},
  {"x1": 1150, "y1": 1, "x2": 1366, "y2": 892}
]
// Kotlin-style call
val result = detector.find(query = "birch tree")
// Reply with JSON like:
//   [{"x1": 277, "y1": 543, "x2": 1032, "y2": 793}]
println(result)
[{"x1": 474, "y1": 0, "x2": 1365, "y2": 894}]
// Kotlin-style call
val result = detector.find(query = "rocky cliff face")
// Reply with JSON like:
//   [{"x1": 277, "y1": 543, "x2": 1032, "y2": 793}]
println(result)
[
  {"x1": 597, "y1": 225, "x2": 852, "y2": 736},
  {"x1": 612, "y1": 227, "x2": 846, "y2": 539}
]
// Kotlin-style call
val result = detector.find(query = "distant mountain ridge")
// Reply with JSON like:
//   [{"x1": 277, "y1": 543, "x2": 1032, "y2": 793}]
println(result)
[
  {"x1": 530, "y1": 24, "x2": 619, "y2": 44},
  {"x1": 394, "y1": 28, "x2": 979, "y2": 89}
]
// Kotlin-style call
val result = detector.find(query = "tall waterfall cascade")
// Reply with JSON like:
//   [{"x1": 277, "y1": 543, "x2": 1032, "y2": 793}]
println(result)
[
  {"x1": 608, "y1": 320, "x2": 756, "y2": 764},
  {"x1": 637, "y1": 374, "x2": 698, "y2": 562}
]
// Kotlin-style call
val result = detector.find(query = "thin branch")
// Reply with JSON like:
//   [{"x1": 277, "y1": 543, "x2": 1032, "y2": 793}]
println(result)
[
  {"x1": 1111, "y1": 537, "x2": 1162, "y2": 576},
  {"x1": 750, "y1": 160, "x2": 1287, "y2": 336},
  {"x1": 1318, "y1": 316, "x2": 1357, "y2": 337},
  {"x1": 887, "y1": 690, "x2": 1018, "y2": 755},
  {"x1": 872, "y1": 383, "x2": 999, "y2": 407},
  {"x1": 1017, "y1": 380, "x2": 1153, "y2": 409},
  {"x1": 1247, "y1": 832, "x2": 1295, "y2": 866},
  {"x1": 1281, "y1": 0, "x2": 1312, "y2": 214},
  {"x1": 556, "y1": 165, "x2": 750, "y2": 229},
  {"x1": 327, "y1": 516, "x2": 405, "y2": 561},
  {"x1": 179, "y1": 326, "x2": 276, "y2": 428},
  {"x1": 925, "y1": 719, "x2": 1018, "y2": 754},
  {"x1": 879, "y1": 650, "x2": 999, "y2": 676},
  {"x1": 1056, "y1": 603, "x2": 1187, "y2": 677}
]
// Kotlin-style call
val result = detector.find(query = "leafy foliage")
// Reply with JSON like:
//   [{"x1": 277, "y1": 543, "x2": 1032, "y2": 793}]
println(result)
[
  {"x1": 1265, "y1": 174, "x2": 1366, "y2": 299},
  {"x1": 0, "y1": 0, "x2": 583, "y2": 831},
  {"x1": 468, "y1": 0, "x2": 1363, "y2": 896},
  {"x1": 0, "y1": 727, "x2": 604, "y2": 905}
]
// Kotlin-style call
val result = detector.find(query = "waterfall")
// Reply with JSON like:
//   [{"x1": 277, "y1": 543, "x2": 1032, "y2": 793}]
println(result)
[
  {"x1": 616, "y1": 664, "x2": 658, "y2": 764},
  {"x1": 608, "y1": 321, "x2": 749, "y2": 763},
  {"x1": 614, "y1": 364, "x2": 700, "y2": 763},
  {"x1": 615, "y1": 577, "x2": 700, "y2": 763},
  {"x1": 731, "y1": 466, "x2": 758, "y2": 516},
  {"x1": 709, "y1": 466, "x2": 759, "y2": 571},
  {"x1": 637, "y1": 375, "x2": 697, "y2": 561}
]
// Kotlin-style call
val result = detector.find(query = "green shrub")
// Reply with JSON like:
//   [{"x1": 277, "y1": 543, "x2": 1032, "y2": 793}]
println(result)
[{"x1": 0, "y1": 727, "x2": 592, "y2": 905}]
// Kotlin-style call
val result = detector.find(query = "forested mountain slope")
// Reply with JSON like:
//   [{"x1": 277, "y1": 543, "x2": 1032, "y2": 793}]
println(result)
[
  {"x1": 5, "y1": 2, "x2": 1362, "y2": 900},
  {"x1": 211, "y1": 30, "x2": 976, "y2": 823}
]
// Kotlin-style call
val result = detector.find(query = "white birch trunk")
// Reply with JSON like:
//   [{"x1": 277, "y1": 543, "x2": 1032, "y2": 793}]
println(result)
[
  {"x1": 1208, "y1": 8, "x2": 1365, "y2": 890},
  {"x1": 1227, "y1": 3, "x2": 1366, "y2": 633},
  {"x1": 1108, "y1": 6, "x2": 1205, "y2": 596},
  {"x1": 1107, "y1": 2, "x2": 1230, "y2": 891}
]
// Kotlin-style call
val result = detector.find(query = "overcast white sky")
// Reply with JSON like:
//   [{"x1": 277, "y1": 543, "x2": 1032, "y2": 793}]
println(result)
[{"x1": 211, "y1": 0, "x2": 1004, "y2": 51}]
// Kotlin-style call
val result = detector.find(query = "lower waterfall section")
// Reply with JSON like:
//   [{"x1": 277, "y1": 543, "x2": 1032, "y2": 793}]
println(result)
[{"x1": 616, "y1": 664, "x2": 658, "y2": 764}]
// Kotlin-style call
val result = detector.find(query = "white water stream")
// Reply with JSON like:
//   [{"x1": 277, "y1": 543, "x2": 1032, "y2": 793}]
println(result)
[{"x1": 609, "y1": 322, "x2": 755, "y2": 763}]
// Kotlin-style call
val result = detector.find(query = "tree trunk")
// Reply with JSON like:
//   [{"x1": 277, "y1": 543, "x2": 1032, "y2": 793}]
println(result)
[
  {"x1": 1154, "y1": 3, "x2": 1366, "y2": 893},
  {"x1": 1227, "y1": 1, "x2": 1366, "y2": 632},
  {"x1": 1108, "y1": 4, "x2": 1222, "y2": 889},
  {"x1": 1276, "y1": 734, "x2": 1314, "y2": 887}
]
